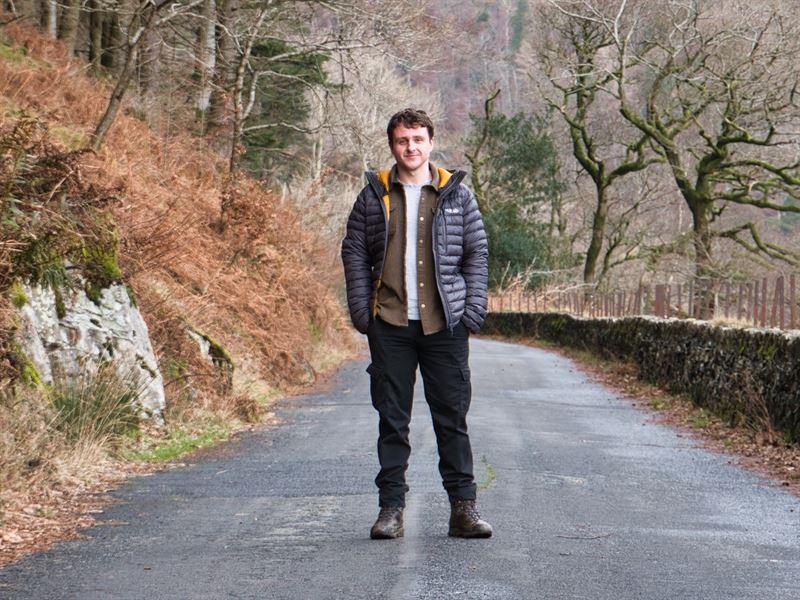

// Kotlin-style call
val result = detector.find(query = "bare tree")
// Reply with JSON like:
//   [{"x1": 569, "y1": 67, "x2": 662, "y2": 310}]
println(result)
[
  {"x1": 218, "y1": 0, "x2": 434, "y2": 175},
  {"x1": 538, "y1": 0, "x2": 660, "y2": 285},
  {"x1": 89, "y1": 0, "x2": 204, "y2": 151},
  {"x1": 588, "y1": 0, "x2": 800, "y2": 279}
]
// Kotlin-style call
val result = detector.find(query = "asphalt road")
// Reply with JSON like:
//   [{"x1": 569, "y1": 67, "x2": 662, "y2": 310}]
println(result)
[{"x1": 1, "y1": 338, "x2": 799, "y2": 600}]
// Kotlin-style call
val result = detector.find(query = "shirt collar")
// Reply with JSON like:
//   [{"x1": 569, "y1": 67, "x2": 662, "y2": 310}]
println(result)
[{"x1": 390, "y1": 163, "x2": 440, "y2": 190}]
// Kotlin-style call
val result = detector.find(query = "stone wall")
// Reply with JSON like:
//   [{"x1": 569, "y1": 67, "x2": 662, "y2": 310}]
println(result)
[{"x1": 482, "y1": 313, "x2": 800, "y2": 442}]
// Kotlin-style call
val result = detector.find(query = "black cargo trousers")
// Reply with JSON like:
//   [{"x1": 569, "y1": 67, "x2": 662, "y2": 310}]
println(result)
[{"x1": 366, "y1": 316, "x2": 477, "y2": 508}]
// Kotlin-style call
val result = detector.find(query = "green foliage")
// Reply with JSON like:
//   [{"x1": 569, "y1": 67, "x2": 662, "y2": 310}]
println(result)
[
  {"x1": 10, "y1": 343, "x2": 44, "y2": 387},
  {"x1": 123, "y1": 425, "x2": 230, "y2": 462},
  {"x1": 53, "y1": 286, "x2": 67, "y2": 320},
  {"x1": 125, "y1": 284, "x2": 137, "y2": 307},
  {"x1": 777, "y1": 197, "x2": 800, "y2": 233},
  {"x1": 469, "y1": 111, "x2": 561, "y2": 209},
  {"x1": 241, "y1": 39, "x2": 330, "y2": 181},
  {"x1": 0, "y1": 40, "x2": 39, "y2": 66},
  {"x1": 9, "y1": 280, "x2": 28, "y2": 308},
  {"x1": 466, "y1": 111, "x2": 563, "y2": 289},
  {"x1": 0, "y1": 115, "x2": 124, "y2": 324},
  {"x1": 309, "y1": 318, "x2": 323, "y2": 344},
  {"x1": 80, "y1": 236, "x2": 124, "y2": 289},
  {"x1": 84, "y1": 281, "x2": 103, "y2": 305},
  {"x1": 50, "y1": 364, "x2": 142, "y2": 447},
  {"x1": 484, "y1": 202, "x2": 549, "y2": 288},
  {"x1": 509, "y1": 0, "x2": 528, "y2": 53}
]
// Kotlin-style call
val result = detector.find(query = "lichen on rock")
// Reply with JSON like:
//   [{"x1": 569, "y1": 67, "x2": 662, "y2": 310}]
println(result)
[{"x1": 14, "y1": 280, "x2": 166, "y2": 420}]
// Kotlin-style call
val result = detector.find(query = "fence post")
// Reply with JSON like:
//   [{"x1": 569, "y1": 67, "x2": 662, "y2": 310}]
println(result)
[
  {"x1": 791, "y1": 274, "x2": 797, "y2": 330},
  {"x1": 724, "y1": 281, "x2": 731, "y2": 319},
  {"x1": 760, "y1": 278, "x2": 768, "y2": 326},
  {"x1": 737, "y1": 283, "x2": 744, "y2": 321},
  {"x1": 688, "y1": 280, "x2": 695, "y2": 318},
  {"x1": 655, "y1": 284, "x2": 666, "y2": 318},
  {"x1": 772, "y1": 275, "x2": 784, "y2": 329}
]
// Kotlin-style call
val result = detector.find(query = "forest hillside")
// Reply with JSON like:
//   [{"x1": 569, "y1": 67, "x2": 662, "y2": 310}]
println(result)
[{"x1": 0, "y1": 22, "x2": 353, "y2": 562}]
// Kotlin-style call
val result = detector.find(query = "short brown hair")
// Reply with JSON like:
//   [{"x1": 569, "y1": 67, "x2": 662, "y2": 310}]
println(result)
[{"x1": 386, "y1": 108, "x2": 435, "y2": 144}]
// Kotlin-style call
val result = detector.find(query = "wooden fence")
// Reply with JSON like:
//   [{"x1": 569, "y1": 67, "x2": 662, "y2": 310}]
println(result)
[{"x1": 489, "y1": 274, "x2": 799, "y2": 331}]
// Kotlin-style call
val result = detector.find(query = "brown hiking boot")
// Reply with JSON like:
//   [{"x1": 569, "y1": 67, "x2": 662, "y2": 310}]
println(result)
[
  {"x1": 448, "y1": 499, "x2": 493, "y2": 538},
  {"x1": 370, "y1": 506, "x2": 404, "y2": 539}
]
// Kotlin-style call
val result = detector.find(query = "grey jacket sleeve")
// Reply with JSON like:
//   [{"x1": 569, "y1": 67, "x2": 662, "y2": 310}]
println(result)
[
  {"x1": 341, "y1": 189, "x2": 373, "y2": 334},
  {"x1": 460, "y1": 189, "x2": 489, "y2": 332}
]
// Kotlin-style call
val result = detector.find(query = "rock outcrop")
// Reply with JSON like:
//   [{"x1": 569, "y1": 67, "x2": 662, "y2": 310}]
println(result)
[{"x1": 16, "y1": 281, "x2": 166, "y2": 419}]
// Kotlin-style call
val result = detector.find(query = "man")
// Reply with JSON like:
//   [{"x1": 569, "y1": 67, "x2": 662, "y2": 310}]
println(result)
[{"x1": 341, "y1": 108, "x2": 492, "y2": 539}]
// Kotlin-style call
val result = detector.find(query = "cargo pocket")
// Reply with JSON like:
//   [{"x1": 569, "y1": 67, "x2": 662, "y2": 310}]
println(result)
[
  {"x1": 366, "y1": 363, "x2": 385, "y2": 410},
  {"x1": 459, "y1": 367, "x2": 472, "y2": 413}
]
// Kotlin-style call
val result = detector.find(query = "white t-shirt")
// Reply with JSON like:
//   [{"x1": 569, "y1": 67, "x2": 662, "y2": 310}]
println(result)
[{"x1": 402, "y1": 182, "x2": 428, "y2": 320}]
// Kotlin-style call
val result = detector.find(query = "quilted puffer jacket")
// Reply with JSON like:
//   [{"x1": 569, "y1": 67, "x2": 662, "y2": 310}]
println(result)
[{"x1": 341, "y1": 166, "x2": 488, "y2": 334}]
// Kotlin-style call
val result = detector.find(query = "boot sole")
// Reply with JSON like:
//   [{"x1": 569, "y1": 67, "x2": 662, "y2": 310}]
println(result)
[
  {"x1": 448, "y1": 529, "x2": 492, "y2": 538},
  {"x1": 370, "y1": 527, "x2": 404, "y2": 539}
]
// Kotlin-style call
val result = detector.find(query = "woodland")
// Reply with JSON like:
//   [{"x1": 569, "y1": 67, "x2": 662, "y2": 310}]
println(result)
[
  {"x1": 4, "y1": 0, "x2": 800, "y2": 290},
  {"x1": 2, "y1": 0, "x2": 800, "y2": 562}
]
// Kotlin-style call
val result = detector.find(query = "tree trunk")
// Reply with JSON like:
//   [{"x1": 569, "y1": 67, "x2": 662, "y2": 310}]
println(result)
[
  {"x1": 690, "y1": 200, "x2": 715, "y2": 317},
  {"x1": 90, "y1": 42, "x2": 139, "y2": 150},
  {"x1": 58, "y1": 0, "x2": 81, "y2": 54},
  {"x1": 195, "y1": 0, "x2": 217, "y2": 133},
  {"x1": 691, "y1": 201, "x2": 714, "y2": 279},
  {"x1": 228, "y1": 40, "x2": 248, "y2": 174},
  {"x1": 583, "y1": 184, "x2": 608, "y2": 285},
  {"x1": 208, "y1": 0, "x2": 237, "y2": 131},
  {"x1": 41, "y1": 0, "x2": 57, "y2": 37},
  {"x1": 89, "y1": 0, "x2": 104, "y2": 71},
  {"x1": 109, "y1": 7, "x2": 125, "y2": 74},
  {"x1": 90, "y1": 2, "x2": 160, "y2": 151},
  {"x1": 137, "y1": 25, "x2": 160, "y2": 94}
]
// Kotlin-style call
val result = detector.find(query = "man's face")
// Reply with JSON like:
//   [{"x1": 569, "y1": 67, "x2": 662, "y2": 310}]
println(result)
[{"x1": 390, "y1": 123, "x2": 434, "y2": 175}]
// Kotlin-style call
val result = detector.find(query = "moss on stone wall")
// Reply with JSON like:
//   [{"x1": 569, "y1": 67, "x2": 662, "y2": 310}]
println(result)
[{"x1": 483, "y1": 313, "x2": 800, "y2": 442}]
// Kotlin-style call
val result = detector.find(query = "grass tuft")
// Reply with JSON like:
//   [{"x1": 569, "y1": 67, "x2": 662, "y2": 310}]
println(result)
[{"x1": 50, "y1": 364, "x2": 142, "y2": 449}]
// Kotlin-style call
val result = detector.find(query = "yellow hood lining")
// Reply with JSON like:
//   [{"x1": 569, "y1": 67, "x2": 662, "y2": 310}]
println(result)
[{"x1": 377, "y1": 167, "x2": 452, "y2": 221}]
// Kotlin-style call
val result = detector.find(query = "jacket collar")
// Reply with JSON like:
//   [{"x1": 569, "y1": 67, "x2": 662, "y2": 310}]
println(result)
[{"x1": 377, "y1": 163, "x2": 452, "y2": 193}]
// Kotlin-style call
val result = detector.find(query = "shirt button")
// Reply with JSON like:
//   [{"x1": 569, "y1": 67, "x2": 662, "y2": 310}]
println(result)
[
  {"x1": 419, "y1": 282, "x2": 424, "y2": 288},
  {"x1": 418, "y1": 239, "x2": 423, "y2": 245},
  {"x1": 420, "y1": 216, "x2": 425, "y2": 222},
  {"x1": 421, "y1": 303, "x2": 426, "y2": 309},
  {"x1": 418, "y1": 261, "x2": 423, "y2": 266}
]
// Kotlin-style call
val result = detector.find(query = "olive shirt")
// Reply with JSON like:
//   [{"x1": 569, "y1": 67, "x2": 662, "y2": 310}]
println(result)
[{"x1": 375, "y1": 164, "x2": 446, "y2": 334}]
